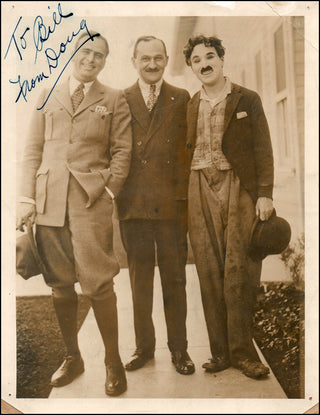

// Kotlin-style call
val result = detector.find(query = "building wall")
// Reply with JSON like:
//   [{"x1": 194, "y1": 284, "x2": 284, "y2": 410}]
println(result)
[{"x1": 292, "y1": 16, "x2": 305, "y2": 216}]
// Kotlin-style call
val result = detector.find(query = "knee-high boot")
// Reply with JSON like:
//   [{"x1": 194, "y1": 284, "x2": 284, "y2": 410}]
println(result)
[
  {"x1": 91, "y1": 293, "x2": 122, "y2": 364},
  {"x1": 50, "y1": 295, "x2": 84, "y2": 387},
  {"x1": 52, "y1": 295, "x2": 80, "y2": 357},
  {"x1": 91, "y1": 293, "x2": 127, "y2": 396}
]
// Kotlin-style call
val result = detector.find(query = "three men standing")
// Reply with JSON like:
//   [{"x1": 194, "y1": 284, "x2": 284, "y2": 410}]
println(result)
[
  {"x1": 17, "y1": 29, "x2": 275, "y2": 396},
  {"x1": 117, "y1": 36, "x2": 195, "y2": 375}
]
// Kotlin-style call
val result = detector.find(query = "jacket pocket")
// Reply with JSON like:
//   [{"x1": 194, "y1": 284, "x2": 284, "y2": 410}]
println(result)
[
  {"x1": 35, "y1": 168, "x2": 49, "y2": 214},
  {"x1": 85, "y1": 109, "x2": 111, "y2": 142}
]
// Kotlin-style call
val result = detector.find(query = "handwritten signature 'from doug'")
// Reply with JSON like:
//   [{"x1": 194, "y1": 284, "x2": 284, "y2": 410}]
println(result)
[{"x1": 4, "y1": 3, "x2": 99, "y2": 110}]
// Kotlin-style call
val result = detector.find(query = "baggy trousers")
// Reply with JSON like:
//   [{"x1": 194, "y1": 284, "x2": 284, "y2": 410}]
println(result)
[{"x1": 188, "y1": 167, "x2": 262, "y2": 364}]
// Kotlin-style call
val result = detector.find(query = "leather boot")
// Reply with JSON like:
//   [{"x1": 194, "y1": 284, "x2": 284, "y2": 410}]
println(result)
[
  {"x1": 91, "y1": 293, "x2": 127, "y2": 396},
  {"x1": 52, "y1": 295, "x2": 80, "y2": 357},
  {"x1": 51, "y1": 295, "x2": 83, "y2": 386}
]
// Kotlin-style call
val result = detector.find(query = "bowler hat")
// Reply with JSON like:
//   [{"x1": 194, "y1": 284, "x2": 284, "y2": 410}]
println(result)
[
  {"x1": 16, "y1": 220, "x2": 48, "y2": 280},
  {"x1": 249, "y1": 210, "x2": 291, "y2": 261}
]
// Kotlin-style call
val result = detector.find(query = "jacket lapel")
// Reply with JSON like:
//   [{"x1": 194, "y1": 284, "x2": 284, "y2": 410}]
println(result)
[
  {"x1": 125, "y1": 81, "x2": 151, "y2": 132},
  {"x1": 74, "y1": 80, "x2": 105, "y2": 116},
  {"x1": 186, "y1": 91, "x2": 200, "y2": 147},
  {"x1": 145, "y1": 81, "x2": 172, "y2": 143},
  {"x1": 224, "y1": 83, "x2": 242, "y2": 132},
  {"x1": 54, "y1": 81, "x2": 73, "y2": 116}
]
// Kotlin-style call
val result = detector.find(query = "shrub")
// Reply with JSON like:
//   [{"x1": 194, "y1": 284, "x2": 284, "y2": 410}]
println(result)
[
  {"x1": 254, "y1": 282, "x2": 304, "y2": 398},
  {"x1": 280, "y1": 234, "x2": 305, "y2": 290}
]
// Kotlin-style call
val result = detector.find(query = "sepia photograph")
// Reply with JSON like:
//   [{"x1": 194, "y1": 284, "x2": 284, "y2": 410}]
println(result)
[{"x1": 1, "y1": 1, "x2": 318, "y2": 413}]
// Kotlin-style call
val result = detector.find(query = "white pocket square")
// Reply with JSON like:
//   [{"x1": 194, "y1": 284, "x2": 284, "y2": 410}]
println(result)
[
  {"x1": 95, "y1": 105, "x2": 110, "y2": 114},
  {"x1": 236, "y1": 111, "x2": 248, "y2": 119}
]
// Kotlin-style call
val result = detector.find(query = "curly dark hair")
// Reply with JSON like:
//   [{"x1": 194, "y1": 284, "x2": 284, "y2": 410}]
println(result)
[{"x1": 183, "y1": 35, "x2": 225, "y2": 66}]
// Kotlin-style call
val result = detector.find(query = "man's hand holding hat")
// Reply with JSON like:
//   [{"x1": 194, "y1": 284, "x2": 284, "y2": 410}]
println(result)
[
  {"x1": 16, "y1": 202, "x2": 36, "y2": 232},
  {"x1": 255, "y1": 197, "x2": 274, "y2": 221}
]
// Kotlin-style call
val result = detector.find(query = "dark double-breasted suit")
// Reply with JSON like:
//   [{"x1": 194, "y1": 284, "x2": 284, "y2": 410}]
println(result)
[
  {"x1": 117, "y1": 81, "x2": 190, "y2": 354},
  {"x1": 20, "y1": 79, "x2": 132, "y2": 298}
]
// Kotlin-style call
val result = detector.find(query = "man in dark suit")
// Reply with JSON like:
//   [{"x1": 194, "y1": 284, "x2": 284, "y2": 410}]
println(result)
[
  {"x1": 16, "y1": 31, "x2": 132, "y2": 396},
  {"x1": 183, "y1": 35, "x2": 274, "y2": 379},
  {"x1": 117, "y1": 36, "x2": 195, "y2": 375}
]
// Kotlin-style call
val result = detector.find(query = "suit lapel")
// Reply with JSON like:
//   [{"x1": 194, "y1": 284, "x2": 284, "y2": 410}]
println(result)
[
  {"x1": 224, "y1": 83, "x2": 242, "y2": 132},
  {"x1": 74, "y1": 80, "x2": 105, "y2": 116},
  {"x1": 54, "y1": 81, "x2": 73, "y2": 116},
  {"x1": 126, "y1": 82, "x2": 151, "y2": 132},
  {"x1": 145, "y1": 81, "x2": 172, "y2": 143},
  {"x1": 187, "y1": 92, "x2": 200, "y2": 147}
]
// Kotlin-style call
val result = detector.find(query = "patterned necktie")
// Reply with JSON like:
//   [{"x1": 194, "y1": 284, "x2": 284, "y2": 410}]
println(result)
[
  {"x1": 71, "y1": 83, "x2": 85, "y2": 112},
  {"x1": 146, "y1": 84, "x2": 157, "y2": 112}
]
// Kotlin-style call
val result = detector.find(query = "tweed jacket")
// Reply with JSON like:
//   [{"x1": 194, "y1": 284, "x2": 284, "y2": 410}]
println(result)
[
  {"x1": 20, "y1": 79, "x2": 132, "y2": 226},
  {"x1": 117, "y1": 81, "x2": 190, "y2": 220},
  {"x1": 186, "y1": 83, "x2": 274, "y2": 202}
]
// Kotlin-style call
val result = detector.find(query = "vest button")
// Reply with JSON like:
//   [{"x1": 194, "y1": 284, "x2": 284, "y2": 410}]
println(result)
[
  {"x1": 142, "y1": 160, "x2": 147, "y2": 164},
  {"x1": 137, "y1": 141, "x2": 142, "y2": 146}
]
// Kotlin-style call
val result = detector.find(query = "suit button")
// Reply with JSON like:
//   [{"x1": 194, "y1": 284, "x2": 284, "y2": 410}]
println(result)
[
  {"x1": 166, "y1": 139, "x2": 170, "y2": 143},
  {"x1": 166, "y1": 160, "x2": 170, "y2": 164},
  {"x1": 142, "y1": 160, "x2": 147, "y2": 164},
  {"x1": 187, "y1": 142, "x2": 192, "y2": 149},
  {"x1": 137, "y1": 141, "x2": 142, "y2": 146}
]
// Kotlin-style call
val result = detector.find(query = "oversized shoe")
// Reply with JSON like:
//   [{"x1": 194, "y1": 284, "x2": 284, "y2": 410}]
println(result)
[
  {"x1": 234, "y1": 359, "x2": 270, "y2": 379},
  {"x1": 202, "y1": 356, "x2": 231, "y2": 373},
  {"x1": 50, "y1": 355, "x2": 85, "y2": 387}
]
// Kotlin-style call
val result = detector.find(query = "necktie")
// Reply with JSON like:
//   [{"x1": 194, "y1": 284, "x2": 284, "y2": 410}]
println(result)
[
  {"x1": 71, "y1": 83, "x2": 85, "y2": 112},
  {"x1": 146, "y1": 84, "x2": 157, "y2": 112}
]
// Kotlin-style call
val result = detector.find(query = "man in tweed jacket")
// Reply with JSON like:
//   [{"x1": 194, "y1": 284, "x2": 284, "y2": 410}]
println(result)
[{"x1": 16, "y1": 31, "x2": 132, "y2": 396}]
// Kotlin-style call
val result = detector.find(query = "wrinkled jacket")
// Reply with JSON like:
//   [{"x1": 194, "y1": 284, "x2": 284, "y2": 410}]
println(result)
[
  {"x1": 20, "y1": 79, "x2": 132, "y2": 226},
  {"x1": 185, "y1": 83, "x2": 274, "y2": 202}
]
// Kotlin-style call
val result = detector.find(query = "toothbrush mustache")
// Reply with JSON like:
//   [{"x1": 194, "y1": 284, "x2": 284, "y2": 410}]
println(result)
[{"x1": 201, "y1": 66, "x2": 213, "y2": 74}]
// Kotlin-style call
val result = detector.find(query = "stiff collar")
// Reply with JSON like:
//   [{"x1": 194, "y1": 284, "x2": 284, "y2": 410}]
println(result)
[
  {"x1": 138, "y1": 77, "x2": 163, "y2": 97},
  {"x1": 69, "y1": 75, "x2": 95, "y2": 96}
]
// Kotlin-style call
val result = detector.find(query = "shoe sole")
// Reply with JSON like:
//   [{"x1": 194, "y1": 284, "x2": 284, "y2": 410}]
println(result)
[
  {"x1": 125, "y1": 357, "x2": 154, "y2": 371},
  {"x1": 172, "y1": 361, "x2": 195, "y2": 375},
  {"x1": 105, "y1": 382, "x2": 127, "y2": 397},
  {"x1": 202, "y1": 363, "x2": 231, "y2": 373},
  {"x1": 50, "y1": 366, "x2": 85, "y2": 387}
]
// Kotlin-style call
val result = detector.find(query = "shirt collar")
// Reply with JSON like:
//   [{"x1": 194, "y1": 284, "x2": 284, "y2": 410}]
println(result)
[
  {"x1": 138, "y1": 78, "x2": 163, "y2": 96},
  {"x1": 69, "y1": 75, "x2": 95, "y2": 96},
  {"x1": 200, "y1": 77, "x2": 232, "y2": 107}
]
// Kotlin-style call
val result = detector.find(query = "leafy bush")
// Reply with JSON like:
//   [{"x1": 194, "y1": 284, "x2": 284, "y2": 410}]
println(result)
[
  {"x1": 254, "y1": 282, "x2": 304, "y2": 398},
  {"x1": 280, "y1": 234, "x2": 305, "y2": 290}
]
